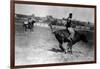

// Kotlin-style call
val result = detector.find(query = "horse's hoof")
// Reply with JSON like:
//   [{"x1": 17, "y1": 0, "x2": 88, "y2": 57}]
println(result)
[{"x1": 67, "y1": 51, "x2": 73, "y2": 54}]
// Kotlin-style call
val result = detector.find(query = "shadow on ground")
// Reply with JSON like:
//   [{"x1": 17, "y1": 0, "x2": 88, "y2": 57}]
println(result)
[{"x1": 49, "y1": 48, "x2": 64, "y2": 53}]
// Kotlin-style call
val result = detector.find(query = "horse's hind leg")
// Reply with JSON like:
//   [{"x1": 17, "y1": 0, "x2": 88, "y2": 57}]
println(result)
[
  {"x1": 24, "y1": 25, "x2": 28, "y2": 31},
  {"x1": 32, "y1": 25, "x2": 34, "y2": 31},
  {"x1": 67, "y1": 42, "x2": 72, "y2": 54},
  {"x1": 70, "y1": 45, "x2": 72, "y2": 54},
  {"x1": 30, "y1": 25, "x2": 34, "y2": 32},
  {"x1": 32, "y1": 26, "x2": 34, "y2": 31},
  {"x1": 29, "y1": 26, "x2": 32, "y2": 32},
  {"x1": 59, "y1": 43, "x2": 66, "y2": 54},
  {"x1": 25, "y1": 27, "x2": 27, "y2": 31}
]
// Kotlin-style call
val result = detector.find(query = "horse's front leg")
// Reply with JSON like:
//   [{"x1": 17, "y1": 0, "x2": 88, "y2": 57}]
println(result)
[
  {"x1": 59, "y1": 43, "x2": 66, "y2": 54},
  {"x1": 24, "y1": 26, "x2": 27, "y2": 31}
]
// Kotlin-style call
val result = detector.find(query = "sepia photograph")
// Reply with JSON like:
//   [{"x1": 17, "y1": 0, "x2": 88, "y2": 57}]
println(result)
[{"x1": 11, "y1": 1, "x2": 96, "y2": 68}]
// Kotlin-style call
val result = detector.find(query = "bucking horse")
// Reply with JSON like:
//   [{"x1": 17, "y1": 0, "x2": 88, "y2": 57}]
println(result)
[{"x1": 49, "y1": 22, "x2": 88, "y2": 54}]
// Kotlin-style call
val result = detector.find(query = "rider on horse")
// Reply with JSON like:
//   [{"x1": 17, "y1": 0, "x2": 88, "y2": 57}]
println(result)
[{"x1": 66, "y1": 13, "x2": 75, "y2": 41}]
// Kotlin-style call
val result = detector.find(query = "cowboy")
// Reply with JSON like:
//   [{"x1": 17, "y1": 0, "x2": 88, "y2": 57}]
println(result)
[{"x1": 66, "y1": 13, "x2": 75, "y2": 41}]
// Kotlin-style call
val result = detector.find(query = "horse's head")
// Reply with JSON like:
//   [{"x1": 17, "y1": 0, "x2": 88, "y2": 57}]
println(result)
[
  {"x1": 80, "y1": 33, "x2": 88, "y2": 43},
  {"x1": 71, "y1": 31, "x2": 88, "y2": 45}
]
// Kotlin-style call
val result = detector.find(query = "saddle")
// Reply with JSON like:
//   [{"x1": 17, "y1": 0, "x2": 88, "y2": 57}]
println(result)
[{"x1": 58, "y1": 29, "x2": 70, "y2": 38}]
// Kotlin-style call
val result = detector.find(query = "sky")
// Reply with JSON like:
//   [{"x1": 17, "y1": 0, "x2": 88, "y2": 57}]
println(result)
[{"x1": 15, "y1": 4, "x2": 95, "y2": 23}]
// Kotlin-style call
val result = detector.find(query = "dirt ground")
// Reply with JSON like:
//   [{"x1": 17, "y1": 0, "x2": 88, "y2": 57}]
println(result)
[{"x1": 15, "y1": 22, "x2": 94, "y2": 65}]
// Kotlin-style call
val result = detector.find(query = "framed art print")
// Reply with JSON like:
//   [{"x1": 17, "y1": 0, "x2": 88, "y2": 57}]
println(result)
[{"x1": 10, "y1": 0, "x2": 96, "y2": 69}]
